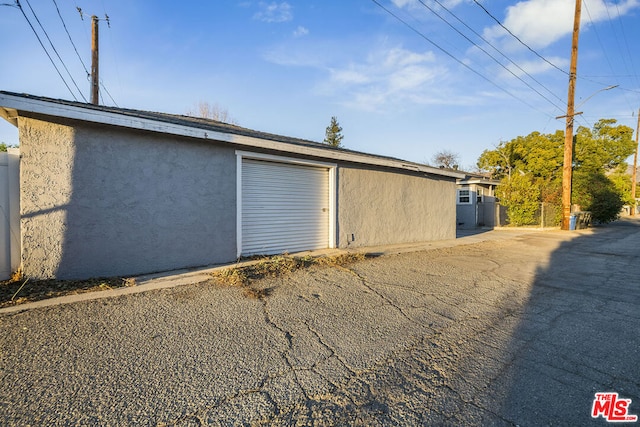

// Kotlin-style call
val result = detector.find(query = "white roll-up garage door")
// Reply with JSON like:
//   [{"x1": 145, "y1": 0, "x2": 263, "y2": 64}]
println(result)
[{"x1": 241, "y1": 158, "x2": 330, "y2": 256}]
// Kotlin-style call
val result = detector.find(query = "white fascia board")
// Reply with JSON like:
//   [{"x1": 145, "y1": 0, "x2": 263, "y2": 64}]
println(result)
[
  {"x1": 458, "y1": 178, "x2": 501, "y2": 186},
  {"x1": 0, "y1": 92, "x2": 465, "y2": 179}
]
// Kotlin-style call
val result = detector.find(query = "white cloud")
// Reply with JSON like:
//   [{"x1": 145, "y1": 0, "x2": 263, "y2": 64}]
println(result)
[
  {"x1": 500, "y1": 56, "x2": 570, "y2": 79},
  {"x1": 330, "y1": 68, "x2": 372, "y2": 85},
  {"x1": 484, "y1": 0, "x2": 574, "y2": 49},
  {"x1": 391, "y1": 0, "x2": 418, "y2": 8},
  {"x1": 322, "y1": 47, "x2": 454, "y2": 111},
  {"x1": 263, "y1": 41, "x2": 481, "y2": 112},
  {"x1": 253, "y1": 2, "x2": 293, "y2": 23},
  {"x1": 262, "y1": 44, "x2": 324, "y2": 67},
  {"x1": 293, "y1": 26, "x2": 309, "y2": 37},
  {"x1": 484, "y1": 0, "x2": 640, "y2": 50},
  {"x1": 392, "y1": 0, "x2": 465, "y2": 9}
]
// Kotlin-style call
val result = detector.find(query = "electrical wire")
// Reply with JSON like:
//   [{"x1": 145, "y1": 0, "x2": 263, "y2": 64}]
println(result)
[
  {"x1": 15, "y1": 0, "x2": 78, "y2": 101},
  {"x1": 430, "y1": 0, "x2": 565, "y2": 105},
  {"x1": 52, "y1": 0, "x2": 90, "y2": 79},
  {"x1": 415, "y1": 0, "x2": 565, "y2": 113},
  {"x1": 99, "y1": 0, "x2": 120, "y2": 107},
  {"x1": 581, "y1": 0, "x2": 632, "y2": 120},
  {"x1": 371, "y1": 0, "x2": 554, "y2": 118},
  {"x1": 22, "y1": 0, "x2": 87, "y2": 102},
  {"x1": 582, "y1": 0, "x2": 640, "y2": 127},
  {"x1": 100, "y1": 81, "x2": 118, "y2": 107},
  {"x1": 470, "y1": 0, "x2": 568, "y2": 76},
  {"x1": 613, "y1": 2, "x2": 640, "y2": 105}
]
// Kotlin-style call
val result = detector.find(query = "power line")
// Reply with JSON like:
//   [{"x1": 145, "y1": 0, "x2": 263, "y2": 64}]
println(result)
[
  {"x1": 100, "y1": 80, "x2": 118, "y2": 107},
  {"x1": 370, "y1": 0, "x2": 554, "y2": 118},
  {"x1": 581, "y1": 0, "x2": 640, "y2": 125},
  {"x1": 15, "y1": 0, "x2": 78, "y2": 101},
  {"x1": 415, "y1": 0, "x2": 565, "y2": 113},
  {"x1": 22, "y1": 0, "x2": 87, "y2": 102},
  {"x1": 51, "y1": 0, "x2": 90, "y2": 79},
  {"x1": 581, "y1": 0, "x2": 632, "y2": 117},
  {"x1": 471, "y1": 0, "x2": 568, "y2": 76},
  {"x1": 429, "y1": 0, "x2": 565, "y2": 106},
  {"x1": 613, "y1": 2, "x2": 640, "y2": 105}
]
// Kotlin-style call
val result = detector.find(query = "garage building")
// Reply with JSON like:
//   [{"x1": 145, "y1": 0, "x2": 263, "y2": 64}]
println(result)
[{"x1": 0, "y1": 91, "x2": 463, "y2": 279}]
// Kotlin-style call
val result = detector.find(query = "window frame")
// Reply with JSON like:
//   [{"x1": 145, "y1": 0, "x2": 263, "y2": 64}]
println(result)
[{"x1": 457, "y1": 187, "x2": 471, "y2": 205}]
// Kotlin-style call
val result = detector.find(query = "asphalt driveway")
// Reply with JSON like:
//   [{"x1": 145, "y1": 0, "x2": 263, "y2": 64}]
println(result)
[{"x1": 1, "y1": 220, "x2": 639, "y2": 426}]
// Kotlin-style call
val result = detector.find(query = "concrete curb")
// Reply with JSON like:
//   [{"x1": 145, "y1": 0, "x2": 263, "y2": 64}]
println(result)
[{"x1": 0, "y1": 228, "x2": 556, "y2": 315}]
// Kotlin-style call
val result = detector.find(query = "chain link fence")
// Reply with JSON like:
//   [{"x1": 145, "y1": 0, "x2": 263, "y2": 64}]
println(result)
[{"x1": 496, "y1": 202, "x2": 562, "y2": 228}]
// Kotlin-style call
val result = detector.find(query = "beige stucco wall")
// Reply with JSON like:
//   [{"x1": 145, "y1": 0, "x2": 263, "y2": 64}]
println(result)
[
  {"x1": 19, "y1": 116, "x2": 237, "y2": 279},
  {"x1": 337, "y1": 165, "x2": 456, "y2": 248},
  {"x1": 16, "y1": 113, "x2": 458, "y2": 278}
]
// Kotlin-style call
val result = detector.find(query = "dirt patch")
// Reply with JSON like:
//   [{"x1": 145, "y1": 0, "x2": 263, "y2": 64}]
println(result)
[
  {"x1": 0, "y1": 253, "x2": 368, "y2": 308},
  {"x1": 211, "y1": 253, "x2": 367, "y2": 299},
  {"x1": 0, "y1": 276, "x2": 136, "y2": 308}
]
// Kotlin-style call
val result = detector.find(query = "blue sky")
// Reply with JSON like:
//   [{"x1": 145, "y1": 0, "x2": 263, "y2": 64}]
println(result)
[{"x1": 1, "y1": 0, "x2": 640, "y2": 169}]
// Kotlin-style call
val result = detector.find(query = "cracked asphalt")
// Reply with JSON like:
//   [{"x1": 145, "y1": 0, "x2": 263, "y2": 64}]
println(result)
[{"x1": 1, "y1": 220, "x2": 639, "y2": 426}]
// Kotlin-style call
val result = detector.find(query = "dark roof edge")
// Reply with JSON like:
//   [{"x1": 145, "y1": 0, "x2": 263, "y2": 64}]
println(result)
[{"x1": 0, "y1": 91, "x2": 465, "y2": 179}]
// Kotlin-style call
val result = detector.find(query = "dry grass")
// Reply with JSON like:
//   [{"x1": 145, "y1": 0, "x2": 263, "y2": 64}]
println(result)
[
  {"x1": 210, "y1": 252, "x2": 366, "y2": 299},
  {"x1": 313, "y1": 252, "x2": 366, "y2": 267},
  {"x1": 0, "y1": 275, "x2": 136, "y2": 308},
  {"x1": 0, "y1": 252, "x2": 368, "y2": 307}
]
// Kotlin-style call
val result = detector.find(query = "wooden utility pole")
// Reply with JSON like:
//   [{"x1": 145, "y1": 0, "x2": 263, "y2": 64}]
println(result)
[
  {"x1": 91, "y1": 15, "x2": 99, "y2": 105},
  {"x1": 632, "y1": 108, "x2": 640, "y2": 216},
  {"x1": 561, "y1": 0, "x2": 582, "y2": 230}
]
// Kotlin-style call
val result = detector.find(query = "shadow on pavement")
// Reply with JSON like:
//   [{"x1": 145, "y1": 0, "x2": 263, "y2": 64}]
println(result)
[
  {"x1": 498, "y1": 218, "x2": 640, "y2": 425},
  {"x1": 456, "y1": 228, "x2": 494, "y2": 239}
]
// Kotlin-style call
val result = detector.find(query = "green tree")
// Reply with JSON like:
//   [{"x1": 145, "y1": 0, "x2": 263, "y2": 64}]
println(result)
[
  {"x1": 574, "y1": 119, "x2": 635, "y2": 172},
  {"x1": 477, "y1": 119, "x2": 634, "y2": 225},
  {"x1": 496, "y1": 173, "x2": 541, "y2": 226},
  {"x1": 571, "y1": 119, "x2": 635, "y2": 223},
  {"x1": 609, "y1": 165, "x2": 634, "y2": 206},
  {"x1": 0, "y1": 143, "x2": 18, "y2": 152},
  {"x1": 573, "y1": 170, "x2": 625, "y2": 224},
  {"x1": 323, "y1": 116, "x2": 344, "y2": 148}
]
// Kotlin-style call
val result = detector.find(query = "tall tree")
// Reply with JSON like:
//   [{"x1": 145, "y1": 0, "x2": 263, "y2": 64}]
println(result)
[
  {"x1": 477, "y1": 119, "x2": 634, "y2": 224},
  {"x1": 431, "y1": 150, "x2": 460, "y2": 169},
  {"x1": 324, "y1": 116, "x2": 344, "y2": 148}
]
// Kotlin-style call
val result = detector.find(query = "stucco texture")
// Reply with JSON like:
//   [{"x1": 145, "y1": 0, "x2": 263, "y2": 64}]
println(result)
[
  {"x1": 19, "y1": 116, "x2": 236, "y2": 279},
  {"x1": 337, "y1": 165, "x2": 456, "y2": 248}
]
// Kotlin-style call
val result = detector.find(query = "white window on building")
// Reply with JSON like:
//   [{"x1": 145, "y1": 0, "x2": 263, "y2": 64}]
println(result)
[
  {"x1": 457, "y1": 188, "x2": 471, "y2": 204},
  {"x1": 477, "y1": 188, "x2": 484, "y2": 203}
]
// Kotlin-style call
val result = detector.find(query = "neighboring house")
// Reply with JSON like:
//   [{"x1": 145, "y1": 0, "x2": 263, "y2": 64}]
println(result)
[
  {"x1": 456, "y1": 173, "x2": 500, "y2": 229},
  {"x1": 0, "y1": 91, "x2": 465, "y2": 280}
]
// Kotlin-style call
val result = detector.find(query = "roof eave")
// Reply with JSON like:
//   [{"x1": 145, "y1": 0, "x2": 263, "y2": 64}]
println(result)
[{"x1": 0, "y1": 92, "x2": 465, "y2": 179}]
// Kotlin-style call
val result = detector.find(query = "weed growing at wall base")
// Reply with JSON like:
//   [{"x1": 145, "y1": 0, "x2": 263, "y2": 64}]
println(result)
[
  {"x1": 0, "y1": 276, "x2": 136, "y2": 308},
  {"x1": 210, "y1": 253, "x2": 366, "y2": 298}
]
